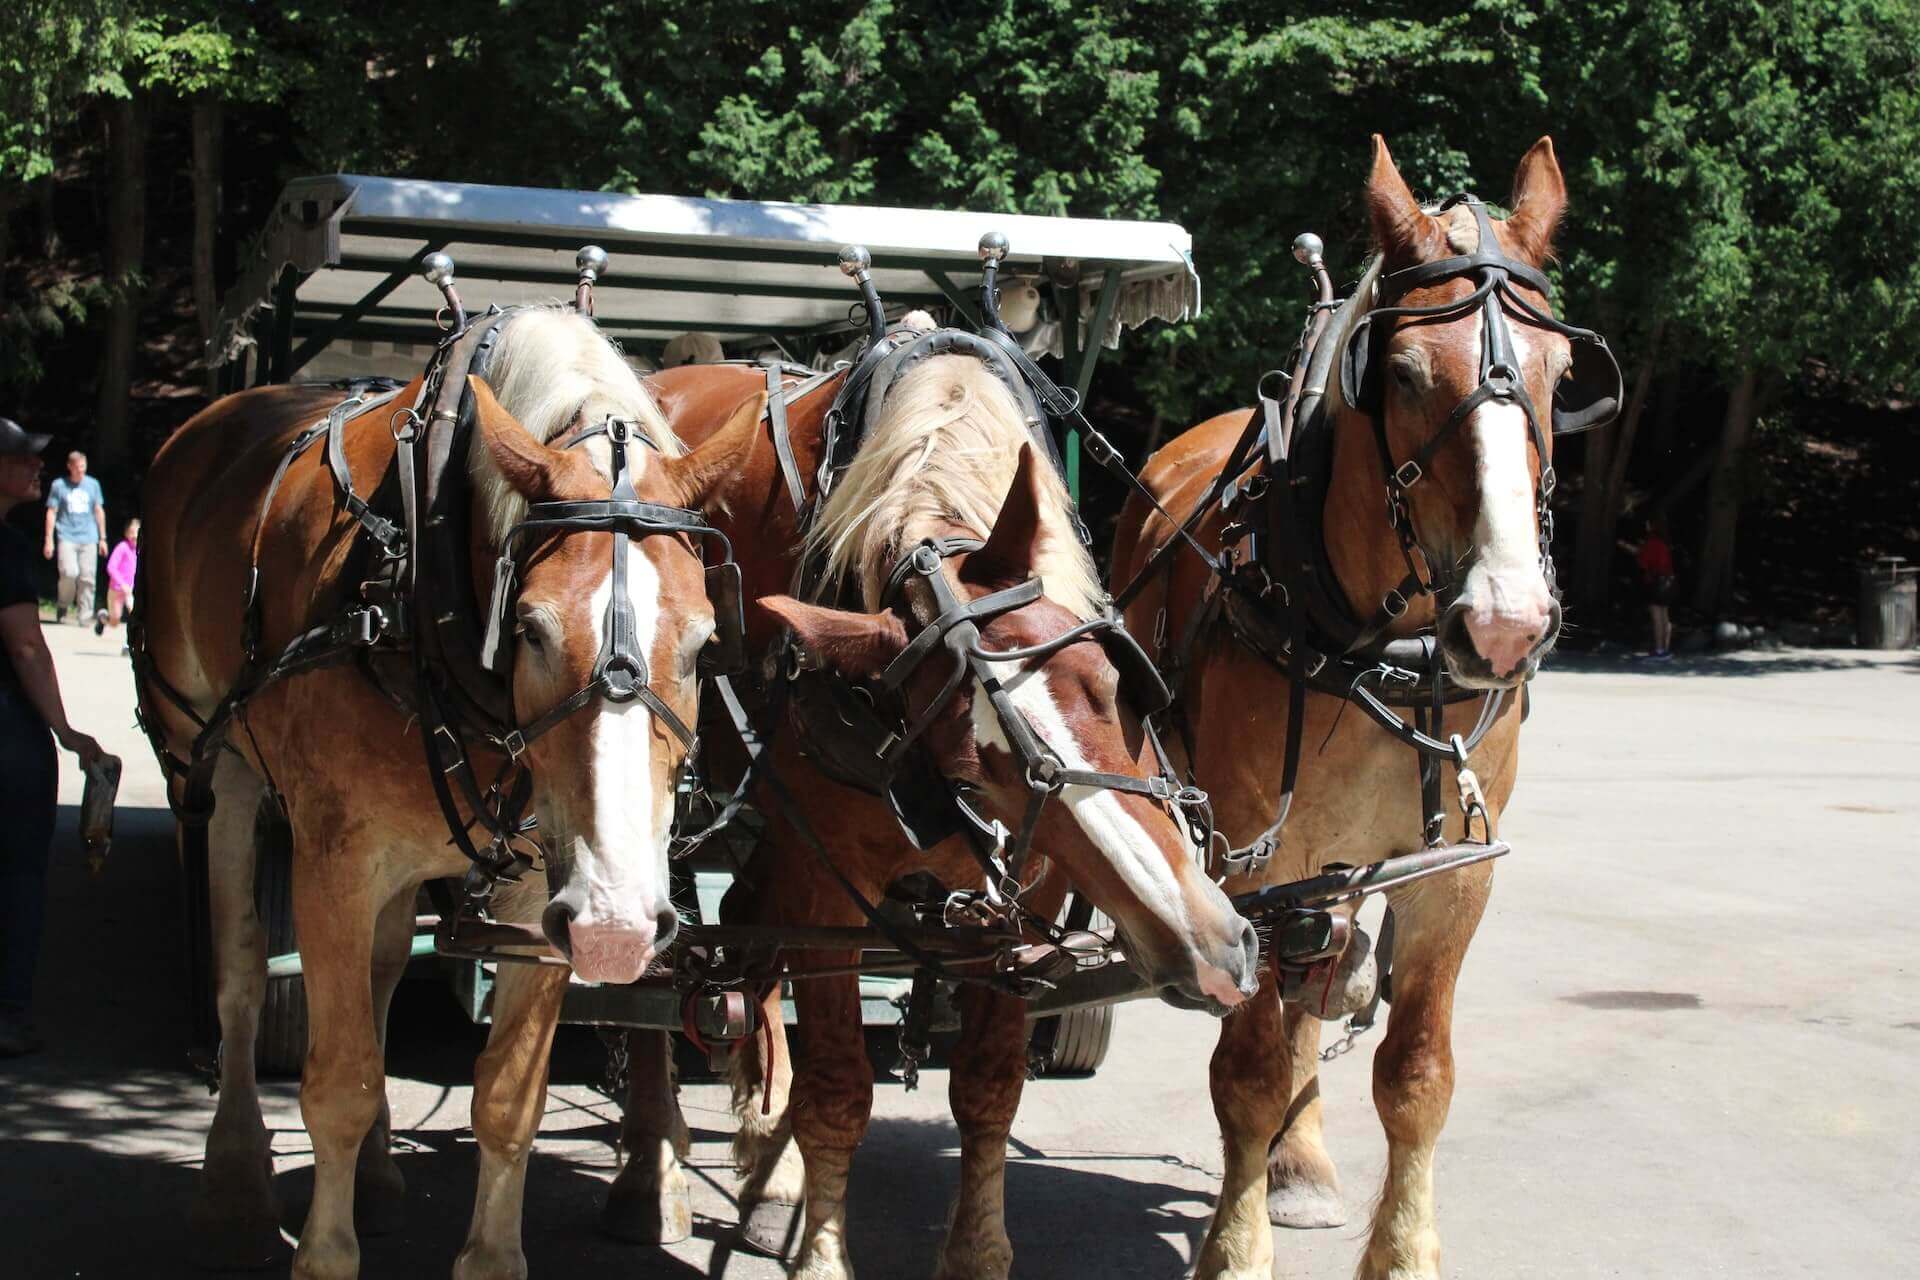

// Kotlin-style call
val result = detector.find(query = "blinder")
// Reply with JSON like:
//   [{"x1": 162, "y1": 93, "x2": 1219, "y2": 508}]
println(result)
[{"x1": 1551, "y1": 334, "x2": 1622, "y2": 436}]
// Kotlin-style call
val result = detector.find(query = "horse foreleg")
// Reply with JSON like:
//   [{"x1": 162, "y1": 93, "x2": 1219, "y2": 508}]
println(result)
[
  {"x1": 787, "y1": 963, "x2": 871, "y2": 1280},
  {"x1": 189, "y1": 753, "x2": 285, "y2": 1269},
  {"x1": 1358, "y1": 866, "x2": 1492, "y2": 1280},
  {"x1": 932, "y1": 984, "x2": 1030, "y2": 1280},
  {"x1": 732, "y1": 985, "x2": 805, "y2": 1257},
  {"x1": 601, "y1": 1029, "x2": 692, "y2": 1244},
  {"x1": 1264, "y1": 1004, "x2": 1346, "y2": 1228},
  {"x1": 289, "y1": 853, "x2": 386, "y2": 1280},
  {"x1": 353, "y1": 887, "x2": 416, "y2": 1237},
  {"x1": 453, "y1": 957, "x2": 568, "y2": 1280},
  {"x1": 1193, "y1": 968, "x2": 1295, "y2": 1280}
]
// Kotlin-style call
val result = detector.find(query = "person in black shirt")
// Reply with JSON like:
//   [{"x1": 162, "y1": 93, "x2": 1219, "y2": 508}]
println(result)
[{"x1": 0, "y1": 416, "x2": 103, "y2": 1057}]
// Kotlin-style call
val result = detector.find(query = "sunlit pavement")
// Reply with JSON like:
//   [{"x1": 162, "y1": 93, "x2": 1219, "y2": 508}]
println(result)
[{"x1": 3, "y1": 622, "x2": 1914, "y2": 1278}]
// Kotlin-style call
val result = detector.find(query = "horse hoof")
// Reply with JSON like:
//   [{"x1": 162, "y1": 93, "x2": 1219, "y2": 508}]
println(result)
[
  {"x1": 600, "y1": 1178, "x2": 691, "y2": 1245},
  {"x1": 188, "y1": 1216, "x2": 288, "y2": 1271},
  {"x1": 736, "y1": 1197, "x2": 804, "y2": 1258},
  {"x1": 1267, "y1": 1179, "x2": 1348, "y2": 1229},
  {"x1": 354, "y1": 1164, "x2": 408, "y2": 1237}
]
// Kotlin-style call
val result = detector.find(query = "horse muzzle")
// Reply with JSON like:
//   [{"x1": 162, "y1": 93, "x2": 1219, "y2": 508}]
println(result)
[
  {"x1": 541, "y1": 875, "x2": 679, "y2": 985},
  {"x1": 1439, "y1": 594, "x2": 1561, "y2": 688}
]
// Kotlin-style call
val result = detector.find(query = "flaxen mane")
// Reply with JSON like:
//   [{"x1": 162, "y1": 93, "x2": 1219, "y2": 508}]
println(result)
[
  {"x1": 472, "y1": 306, "x2": 680, "y2": 548},
  {"x1": 804, "y1": 354, "x2": 1103, "y2": 620}
]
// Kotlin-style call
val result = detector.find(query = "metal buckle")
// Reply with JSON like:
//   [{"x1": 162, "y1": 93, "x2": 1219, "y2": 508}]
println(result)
[
  {"x1": 1392, "y1": 459, "x2": 1423, "y2": 489},
  {"x1": 911, "y1": 543, "x2": 942, "y2": 575},
  {"x1": 1383, "y1": 588, "x2": 1409, "y2": 618},
  {"x1": 1083, "y1": 430, "x2": 1121, "y2": 466},
  {"x1": 503, "y1": 729, "x2": 528, "y2": 760},
  {"x1": 608, "y1": 417, "x2": 631, "y2": 444}
]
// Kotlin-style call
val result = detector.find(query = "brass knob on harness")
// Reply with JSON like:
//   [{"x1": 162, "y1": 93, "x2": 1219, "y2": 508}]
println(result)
[
  {"x1": 978, "y1": 230, "x2": 1010, "y2": 263},
  {"x1": 1292, "y1": 233, "x2": 1324, "y2": 267}
]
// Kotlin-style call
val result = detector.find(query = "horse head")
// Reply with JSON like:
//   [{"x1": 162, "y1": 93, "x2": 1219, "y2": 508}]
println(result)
[
  {"x1": 470, "y1": 376, "x2": 764, "y2": 983},
  {"x1": 1359, "y1": 135, "x2": 1576, "y2": 685},
  {"x1": 762, "y1": 446, "x2": 1259, "y2": 1014}
]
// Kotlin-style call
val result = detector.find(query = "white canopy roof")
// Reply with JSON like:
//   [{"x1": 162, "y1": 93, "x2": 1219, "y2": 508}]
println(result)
[{"x1": 212, "y1": 174, "x2": 1200, "y2": 378}]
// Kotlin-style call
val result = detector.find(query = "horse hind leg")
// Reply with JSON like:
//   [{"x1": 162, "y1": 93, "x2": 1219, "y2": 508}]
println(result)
[
  {"x1": 730, "y1": 986, "x2": 805, "y2": 1258},
  {"x1": 188, "y1": 753, "x2": 287, "y2": 1270},
  {"x1": 352, "y1": 886, "x2": 417, "y2": 1238},
  {"x1": 600, "y1": 1029, "x2": 692, "y2": 1244},
  {"x1": 1264, "y1": 1004, "x2": 1347, "y2": 1229}
]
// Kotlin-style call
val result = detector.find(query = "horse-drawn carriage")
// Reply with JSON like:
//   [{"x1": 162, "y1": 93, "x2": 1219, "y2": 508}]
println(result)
[{"x1": 136, "y1": 139, "x2": 1614, "y2": 1279}]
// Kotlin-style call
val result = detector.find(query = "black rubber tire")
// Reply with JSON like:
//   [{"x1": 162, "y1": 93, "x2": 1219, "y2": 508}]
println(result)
[
  {"x1": 1040, "y1": 1003, "x2": 1114, "y2": 1075},
  {"x1": 1038, "y1": 906, "x2": 1115, "y2": 1075},
  {"x1": 254, "y1": 807, "x2": 308, "y2": 1078}
]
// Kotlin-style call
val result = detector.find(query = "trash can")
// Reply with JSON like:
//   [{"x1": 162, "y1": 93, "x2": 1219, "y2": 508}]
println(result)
[{"x1": 1859, "y1": 556, "x2": 1917, "y2": 649}]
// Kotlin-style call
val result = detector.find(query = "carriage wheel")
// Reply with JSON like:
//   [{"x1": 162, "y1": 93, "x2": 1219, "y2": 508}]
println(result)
[
  {"x1": 1037, "y1": 1003, "x2": 1114, "y2": 1075},
  {"x1": 254, "y1": 808, "x2": 308, "y2": 1078},
  {"x1": 1036, "y1": 905, "x2": 1115, "y2": 1076}
]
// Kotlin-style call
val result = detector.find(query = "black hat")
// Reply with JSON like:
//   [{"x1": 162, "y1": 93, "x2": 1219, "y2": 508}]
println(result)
[{"x1": 0, "y1": 417, "x2": 52, "y2": 457}]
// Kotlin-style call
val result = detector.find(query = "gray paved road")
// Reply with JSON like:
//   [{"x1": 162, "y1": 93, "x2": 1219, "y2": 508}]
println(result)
[{"x1": 2, "y1": 623, "x2": 1915, "y2": 1278}]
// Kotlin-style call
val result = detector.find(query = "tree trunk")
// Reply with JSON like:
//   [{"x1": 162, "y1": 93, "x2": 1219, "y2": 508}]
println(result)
[
  {"x1": 96, "y1": 93, "x2": 148, "y2": 473},
  {"x1": 1572, "y1": 321, "x2": 1663, "y2": 618},
  {"x1": 1692, "y1": 367, "x2": 1758, "y2": 616},
  {"x1": 191, "y1": 99, "x2": 223, "y2": 388}
]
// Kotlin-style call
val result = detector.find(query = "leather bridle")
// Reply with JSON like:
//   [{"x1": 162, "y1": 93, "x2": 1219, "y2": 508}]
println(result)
[
  {"x1": 1343, "y1": 193, "x2": 1622, "y2": 618},
  {"x1": 478, "y1": 414, "x2": 737, "y2": 761},
  {"x1": 862, "y1": 537, "x2": 1208, "y2": 920}
]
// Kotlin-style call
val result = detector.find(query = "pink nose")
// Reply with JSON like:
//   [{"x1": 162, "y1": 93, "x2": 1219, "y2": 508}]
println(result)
[
  {"x1": 1462, "y1": 605, "x2": 1550, "y2": 677},
  {"x1": 566, "y1": 923, "x2": 658, "y2": 985}
]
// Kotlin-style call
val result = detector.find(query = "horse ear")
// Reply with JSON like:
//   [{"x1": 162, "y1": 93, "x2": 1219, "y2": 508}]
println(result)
[
  {"x1": 468, "y1": 375, "x2": 569, "y2": 502},
  {"x1": 1505, "y1": 136, "x2": 1567, "y2": 266},
  {"x1": 965, "y1": 442, "x2": 1050, "y2": 585},
  {"x1": 758, "y1": 595, "x2": 909, "y2": 682},
  {"x1": 1365, "y1": 134, "x2": 1439, "y2": 268},
  {"x1": 665, "y1": 389, "x2": 767, "y2": 513}
]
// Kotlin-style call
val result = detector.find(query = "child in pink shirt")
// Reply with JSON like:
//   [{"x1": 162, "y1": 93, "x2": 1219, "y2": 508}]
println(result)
[{"x1": 100, "y1": 518, "x2": 138, "y2": 638}]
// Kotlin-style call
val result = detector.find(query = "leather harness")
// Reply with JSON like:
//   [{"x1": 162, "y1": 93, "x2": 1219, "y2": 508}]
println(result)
[
  {"x1": 1112, "y1": 194, "x2": 1622, "y2": 879},
  {"x1": 131, "y1": 306, "x2": 741, "y2": 899}
]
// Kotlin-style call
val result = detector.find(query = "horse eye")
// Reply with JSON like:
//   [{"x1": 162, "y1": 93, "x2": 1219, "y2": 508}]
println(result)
[
  {"x1": 1390, "y1": 362, "x2": 1419, "y2": 393},
  {"x1": 516, "y1": 624, "x2": 545, "y2": 654}
]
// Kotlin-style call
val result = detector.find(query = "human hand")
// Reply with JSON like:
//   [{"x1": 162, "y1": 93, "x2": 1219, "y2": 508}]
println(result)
[
  {"x1": 42, "y1": 539, "x2": 53, "y2": 560},
  {"x1": 98, "y1": 540, "x2": 108, "y2": 559},
  {"x1": 58, "y1": 728, "x2": 104, "y2": 767}
]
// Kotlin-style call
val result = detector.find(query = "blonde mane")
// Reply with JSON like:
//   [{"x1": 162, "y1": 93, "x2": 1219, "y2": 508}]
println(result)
[
  {"x1": 471, "y1": 306, "x2": 681, "y2": 548},
  {"x1": 804, "y1": 354, "x2": 1103, "y2": 620}
]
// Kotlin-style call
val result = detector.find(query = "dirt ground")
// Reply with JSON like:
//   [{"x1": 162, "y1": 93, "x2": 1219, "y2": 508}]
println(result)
[{"x1": 1, "y1": 623, "x2": 1915, "y2": 1278}]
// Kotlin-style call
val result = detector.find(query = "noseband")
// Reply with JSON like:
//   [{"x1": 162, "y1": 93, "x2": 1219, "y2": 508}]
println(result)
[{"x1": 479, "y1": 415, "x2": 737, "y2": 759}]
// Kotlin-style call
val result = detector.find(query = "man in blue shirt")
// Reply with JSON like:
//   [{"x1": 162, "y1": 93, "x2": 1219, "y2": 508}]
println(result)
[{"x1": 42, "y1": 450, "x2": 106, "y2": 625}]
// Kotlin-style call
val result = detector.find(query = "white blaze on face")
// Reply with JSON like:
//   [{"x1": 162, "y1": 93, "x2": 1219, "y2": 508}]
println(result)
[
  {"x1": 969, "y1": 661, "x2": 1195, "y2": 933},
  {"x1": 1457, "y1": 324, "x2": 1556, "y2": 676},
  {"x1": 579, "y1": 538, "x2": 669, "y2": 926}
]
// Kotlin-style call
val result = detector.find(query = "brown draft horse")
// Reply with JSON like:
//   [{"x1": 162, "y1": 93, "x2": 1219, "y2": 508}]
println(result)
[
  {"x1": 1108, "y1": 138, "x2": 1576, "y2": 1279},
  {"x1": 600, "y1": 352, "x2": 1257, "y2": 1278},
  {"x1": 137, "y1": 308, "x2": 760, "y2": 1280}
]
